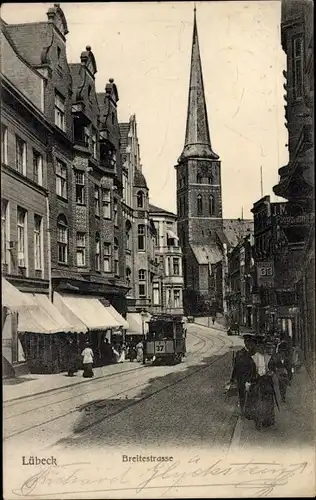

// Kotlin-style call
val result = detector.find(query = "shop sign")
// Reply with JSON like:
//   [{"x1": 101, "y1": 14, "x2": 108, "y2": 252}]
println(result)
[
  {"x1": 257, "y1": 261, "x2": 274, "y2": 288},
  {"x1": 276, "y1": 213, "x2": 313, "y2": 226}
]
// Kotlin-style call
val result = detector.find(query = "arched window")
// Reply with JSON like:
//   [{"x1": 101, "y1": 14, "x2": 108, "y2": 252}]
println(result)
[
  {"x1": 197, "y1": 194, "x2": 203, "y2": 215},
  {"x1": 95, "y1": 232, "x2": 100, "y2": 270},
  {"x1": 57, "y1": 214, "x2": 68, "y2": 263},
  {"x1": 209, "y1": 195, "x2": 215, "y2": 216},
  {"x1": 208, "y1": 174, "x2": 213, "y2": 184},
  {"x1": 114, "y1": 237, "x2": 119, "y2": 275},
  {"x1": 125, "y1": 220, "x2": 132, "y2": 250},
  {"x1": 197, "y1": 173, "x2": 202, "y2": 184},
  {"x1": 137, "y1": 190, "x2": 144, "y2": 208}
]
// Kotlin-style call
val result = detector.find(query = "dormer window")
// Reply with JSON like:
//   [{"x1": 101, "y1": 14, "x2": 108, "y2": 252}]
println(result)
[{"x1": 137, "y1": 191, "x2": 144, "y2": 208}]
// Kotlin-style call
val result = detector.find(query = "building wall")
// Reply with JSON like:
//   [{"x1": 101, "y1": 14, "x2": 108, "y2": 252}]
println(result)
[{"x1": 151, "y1": 212, "x2": 184, "y2": 316}]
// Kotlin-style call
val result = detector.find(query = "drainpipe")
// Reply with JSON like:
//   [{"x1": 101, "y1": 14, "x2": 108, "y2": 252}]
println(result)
[{"x1": 46, "y1": 196, "x2": 52, "y2": 302}]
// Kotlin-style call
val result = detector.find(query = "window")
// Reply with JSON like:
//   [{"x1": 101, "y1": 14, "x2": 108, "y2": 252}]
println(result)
[
  {"x1": 197, "y1": 194, "x2": 203, "y2": 215},
  {"x1": 209, "y1": 195, "x2": 215, "y2": 216},
  {"x1": 16, "y1": 136, "x2": 26, "y2": 175},
  {"x1": 173, "y1": 257, "x2": 180, "y2": 276},
  {"x1": 197, "y1": 173, "x2": 202, "y2": 184},
  {"x1": 113, "y1": 199, "x2": 118, "y2": 226},
  {"x1": 1, "y1": 200, "x2": 8, "y2": 266},
  {"x1": 91, "y1": 130, "x2": 97, "y2": 158},
  {"x1": 94, "y1": 185, "x2": 100, "y2": 216},
  {"x1": 126, "y1": 220, "x2": 132, "y2": 250},
  {"x1": 208, "y1": 175, "x2": 213, "y2": 184},
  {"x1": 55, "y1": 92, "x2": 65, "y2": 130},
  {"x1": 293, "y1": 36, "x2": 304, "y2": 99},
  {"x1": 102, "y1": 189, "x2": 111, "y2": 218},
  {"x1": 137, "y1": 191, "x2": 144, "y2": 208},
  {"x1": 17, "y1": 207, "x2": 27, "y2": 268},
  {"x1": 95, "y1": 233, "x2": 100, "y2": 270},
  {"x1": 75, "y1": 170, "x2": 85, "y2": 204},
  {"x1": 153, "y1": 283, "x2": 160, "y2": 305},
  {"x1": 139, "y1": 269, "x2": 146, "y2": 281},
  {"x1": 56, "y1": 159, "x2": 67, "y2": 198},
  {"x1": 139, "y1": 269, "x2": 146, "y2": 297},
  {"x1": 57, "y1": 215, "x2": 68, "y2": 263},
  {"x1": 33, "y1": 150, "x2": 43, "y2": 186},
  {"x1": 138, "y1": 224, "x2": 145, "y2": 251},
  {"x1": 174, "y1": 289, "x2": 181, "y2": 308},
  {"x1": 1, "y1": 125, "x2": 8, "y2": 164},
  {"x1": 103, "y1": 242, "x2": 111, "y2": 272},
  {"x1": 76, "y1": 232, "x2": 86, "y2": 267},
  {"x1": 114, "y1": 238, "x2": 119, "y2": 275},
  {"x1": 34, "y1": 215, "x2": 42, "y2": 270}
]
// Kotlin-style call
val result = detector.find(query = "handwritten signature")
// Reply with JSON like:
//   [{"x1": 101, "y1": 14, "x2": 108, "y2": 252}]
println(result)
[{"x1": 12, "y1": 458, "x2": 309, "y2": 497}]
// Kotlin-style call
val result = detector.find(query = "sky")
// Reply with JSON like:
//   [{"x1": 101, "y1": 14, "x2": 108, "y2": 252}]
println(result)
[{"x1": 1, "y1": 1, "x2": 288, "y2": 219}]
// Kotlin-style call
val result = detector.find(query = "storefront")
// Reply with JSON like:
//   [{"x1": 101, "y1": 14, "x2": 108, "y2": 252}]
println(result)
[{"x1": 53, "y1": 293, "x2": 129, "y2": 365}]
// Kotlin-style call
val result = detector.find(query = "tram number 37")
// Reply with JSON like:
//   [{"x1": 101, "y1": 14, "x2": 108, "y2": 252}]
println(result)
[{"x1": 155, "y1": 342, "x2": 165, "y2": 353}]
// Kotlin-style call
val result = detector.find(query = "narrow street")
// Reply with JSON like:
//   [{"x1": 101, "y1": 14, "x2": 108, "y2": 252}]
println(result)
[{"x1": 4, "y1": 324, "x2": 238, "y2": 454}]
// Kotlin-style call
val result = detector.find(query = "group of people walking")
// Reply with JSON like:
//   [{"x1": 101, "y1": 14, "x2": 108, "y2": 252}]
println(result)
[
  {"x1": 65, "y1": 337, "x2": 145, "y2": 379},
  {"x1": 229, "y1": 332, "x2": 300, "y2": 430}
]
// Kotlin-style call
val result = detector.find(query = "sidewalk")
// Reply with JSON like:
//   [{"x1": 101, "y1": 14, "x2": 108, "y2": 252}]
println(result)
[
  {"x1": 3, "y1": 361, "x2": 144, "y2": 403},
  {"x1": 231, "y1": 365, "x2": 316, "y2": 451}
]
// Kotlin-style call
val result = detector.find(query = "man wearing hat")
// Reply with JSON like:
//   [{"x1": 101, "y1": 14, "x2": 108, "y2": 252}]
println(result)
[{"x1": 230, "y1": 333, "x2": 257, "y2": 414}]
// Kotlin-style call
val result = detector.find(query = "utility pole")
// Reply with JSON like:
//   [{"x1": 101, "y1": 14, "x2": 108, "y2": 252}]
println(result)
[{"x1": 260, "y1": 165, "x2": 264, "y2": 198}]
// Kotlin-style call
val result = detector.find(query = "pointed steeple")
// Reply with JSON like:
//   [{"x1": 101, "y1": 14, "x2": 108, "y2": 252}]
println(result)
[{"x1": 180, "y1": 7, "x2": 219, "y2": 162}]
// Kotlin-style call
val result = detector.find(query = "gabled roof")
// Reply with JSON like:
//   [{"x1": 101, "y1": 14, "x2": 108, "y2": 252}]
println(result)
[
  {"x1": 217, "y1": 219, "x2": 253, "y2": 249},
  {"x1": 149, "y1": 203, "x2": 177, "y2": 217},
  {"x1": 5, "y1": 22, "x2": 51, "y2": 66},
  {"x1": 191, "y1": 245, "x2": 223, "y2": 265}
]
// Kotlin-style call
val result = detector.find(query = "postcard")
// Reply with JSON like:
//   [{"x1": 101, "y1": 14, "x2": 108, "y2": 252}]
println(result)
[{"x1": 2, "y1": 1, "x2": 315, "y2": 498}]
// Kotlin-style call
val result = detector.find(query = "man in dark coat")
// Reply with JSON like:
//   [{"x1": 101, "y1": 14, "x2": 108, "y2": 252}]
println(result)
[{"x1": 230, "y1": 334, "x2": 257, "y2": 413}]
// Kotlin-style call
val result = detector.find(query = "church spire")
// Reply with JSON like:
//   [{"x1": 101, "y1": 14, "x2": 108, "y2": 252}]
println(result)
[{"x1": 180, "y1": 7, "x2": 219, "y2": 162}]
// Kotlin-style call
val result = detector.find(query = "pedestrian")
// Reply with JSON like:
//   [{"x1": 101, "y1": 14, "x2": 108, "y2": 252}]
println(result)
[
  {"x1": 66, "y1": 336, "x2": 78, "y2": 377},
  {"x1": 128, "y1": 343, "x2": 137, "y2": 362},
  {"x1": 136, "y1": 341, "x2": 143, "y2": 363},
  {"x1": 101, "y1": 337, "x2": 114, "y2": 365},
  {"x1": 229, "y1": 333, "x2": 257, "y2": 415},
  {"x1": 81, "y1": 341, "x2": 94, "y2": 378},
  {"x1": 244, "y1": 337, "x2": 279, "y2": 430},
  {"x1": 212, "y1": 316, "x2": 216, "y2": 325},
  {"x1": 272, "y1": 341, "x2": 291, "y2": 402},
  {"x1": 117, "y1": 343, "x2": 126, "y2": 363}
]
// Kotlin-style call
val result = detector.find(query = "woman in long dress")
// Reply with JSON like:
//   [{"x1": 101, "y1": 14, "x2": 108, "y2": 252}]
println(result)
[
  {"x1": 136, "y1": 341, "x2": 143, "y2": 363},
  {"x1": 244, "y1": 337, "x2": 278, "y2": 430},
  {"x1": 81, "y1": 342, "x2": 94, "y2": 378},
  {"x1": 117, "y1": 344, "x2": 126, "y2": 363}
]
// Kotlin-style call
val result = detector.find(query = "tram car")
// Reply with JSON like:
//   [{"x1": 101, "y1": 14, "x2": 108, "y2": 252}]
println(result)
[{"x1": 144, "y1": 314, "x2": 186, "y2": 364}]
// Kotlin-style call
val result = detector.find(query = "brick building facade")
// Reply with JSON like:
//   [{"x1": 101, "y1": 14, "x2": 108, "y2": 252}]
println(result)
[{"x1": 273, "y1": 0, "x2": 314, "y2": 375}]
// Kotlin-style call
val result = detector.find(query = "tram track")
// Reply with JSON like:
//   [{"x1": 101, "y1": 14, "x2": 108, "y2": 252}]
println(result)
[{"x1": 4, "y1": 328, "x2": 231, "y2": 441}]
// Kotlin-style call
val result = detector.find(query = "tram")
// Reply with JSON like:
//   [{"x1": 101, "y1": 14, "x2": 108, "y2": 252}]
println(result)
[{"x1": 144, "y1": 314, "x2": 186, "y2": 365}]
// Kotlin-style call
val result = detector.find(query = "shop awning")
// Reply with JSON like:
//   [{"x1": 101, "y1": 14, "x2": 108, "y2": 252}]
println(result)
[
  {"x1": 54, "y1": 294, "x2": 121, "y2": 331},
  {"x1": 17, "y1": 293, "x2": 82, "y2": 335},
  {"x1": 2, "y1": 278, "x2": 35, "y2": 309},
  {"x1": 97, "y1": 298, "x2": 129, "y2": 329},
  {"x1": 107, "y1": 306, "x2": 129, "y2": 329},
  {"x1": 126, "y1": 312, "x2": 151, "y2": 335}
]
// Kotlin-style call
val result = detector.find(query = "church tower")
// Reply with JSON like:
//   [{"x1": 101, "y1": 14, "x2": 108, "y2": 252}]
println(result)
[{"x1": 175, "y1": 7, "x2": 223, "y2": 313}]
